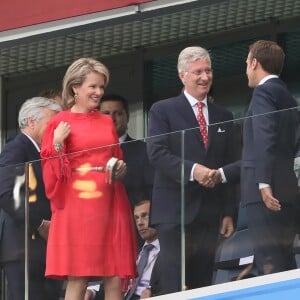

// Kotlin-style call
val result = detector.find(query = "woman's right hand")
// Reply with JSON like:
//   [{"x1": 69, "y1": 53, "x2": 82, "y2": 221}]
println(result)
[{"x1": 53, "y1": 121, "x2": 71, "y2": 145}]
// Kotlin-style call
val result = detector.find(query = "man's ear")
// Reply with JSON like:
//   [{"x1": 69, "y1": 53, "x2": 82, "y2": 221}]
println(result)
[
  {"x1": 178, "y1": 72, "x2": 186, "y2": 84},
  {"x1": 27, "y1": 117, "x2": 36, "y2": 129},
  {"x1": 251, "y1": 58, "x2": 259, "y2": 69}
]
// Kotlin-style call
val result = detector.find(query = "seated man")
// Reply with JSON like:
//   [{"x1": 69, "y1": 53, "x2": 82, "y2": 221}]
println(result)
[{"x1": 85, "y1": 200, "x2": 160, "y2": 300}]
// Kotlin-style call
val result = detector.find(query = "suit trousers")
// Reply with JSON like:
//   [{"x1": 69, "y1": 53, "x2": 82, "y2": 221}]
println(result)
[
  {"x1": 155, "y1": 217, "x2": 220, "y2": 294},
  {"x1": 246, "y1": 202, "x2": 297, "y2": 275},
  {"x1": 3, "y1": 260, "x2": 62, "y2": 300}
]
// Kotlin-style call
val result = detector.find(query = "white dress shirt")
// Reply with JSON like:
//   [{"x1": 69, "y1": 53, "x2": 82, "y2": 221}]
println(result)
[
  {"x1": 183, "y1": 91, "x2": 209, "y2": 181},
  {"x1": 119, "y1": 133, "x2": 127, "y2": 143},
  {"x1": 135, "y1": 239, "x2": 160, "y2": 296}
]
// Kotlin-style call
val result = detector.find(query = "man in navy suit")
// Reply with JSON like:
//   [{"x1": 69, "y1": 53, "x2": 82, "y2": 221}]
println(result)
[
  {"x1": 0, "y1": 97, "x2": 62, "y2": 300},
  {"x1": 222, "y1": 40, "x2": 300, "y2": 275},
  {"x1": 99, "y1": 94, "x2": 153, "y2": 208},
  {"x1": 146, "y1": 46, "x2": 237, "y2": 293}
]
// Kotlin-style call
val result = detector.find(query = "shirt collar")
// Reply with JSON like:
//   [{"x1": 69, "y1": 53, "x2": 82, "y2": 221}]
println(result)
[
  {"x1": 143, "y1": 238, "x2": 159, "y2": 250},
  {"x1": 258, "y1": 74, "x2": 279, "y2": 85},
  {"x1": 184, "y1": 90, "x2": 208, "y2": 107},
  {"x1": 119, "y1": 133, "x2": 127, "y2": 143}
]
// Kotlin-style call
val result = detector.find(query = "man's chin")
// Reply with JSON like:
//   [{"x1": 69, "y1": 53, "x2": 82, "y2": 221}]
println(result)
[{"x1": 139, "y1": 233, "x2": 148, "y2": 240}]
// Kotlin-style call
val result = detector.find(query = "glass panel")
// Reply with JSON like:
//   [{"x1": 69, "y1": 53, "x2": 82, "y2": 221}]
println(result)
[
  {"x1": 146, "y1": 105, "x2": 300, "y2": 297},
  {"x1": 146, "y1": 115, "x2": 242, "y2": 292},
  {"x1": 181, "y1": 107, "x2": 300, "y2": 291},
  {"x1": 35, "y1": 136, "x2": 158, "y2": 299},
  {"x1": 146, "y1": 129, "x2": 186, "y2": 293},
  {"x1": 0, "y1": 162, "x2": 28, "y2": 299},
  {"x1": 1, "y1": 107, "x2": 300, "y2": 299},
  {"x1": 26, "y1": 159, "x2": 63, "y2": 300}
]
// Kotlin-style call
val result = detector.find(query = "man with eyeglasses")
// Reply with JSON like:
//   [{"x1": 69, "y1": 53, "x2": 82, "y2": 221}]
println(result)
[{"x1": 147, "y1": 46, "x2": 237, "y2": 292}]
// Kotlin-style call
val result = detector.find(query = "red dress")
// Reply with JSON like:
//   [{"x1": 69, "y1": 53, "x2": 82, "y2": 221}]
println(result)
[{"x1": 40, "y1": 110, "x2": 137, "y2": 280}]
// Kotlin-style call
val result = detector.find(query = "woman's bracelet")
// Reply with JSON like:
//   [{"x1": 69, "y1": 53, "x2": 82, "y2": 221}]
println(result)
[{"x1": 53, "y1": 143, "x2": 63, "y2": 153}]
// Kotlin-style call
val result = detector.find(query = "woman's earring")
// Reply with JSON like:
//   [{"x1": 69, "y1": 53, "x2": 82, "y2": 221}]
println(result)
[{"x1": 74, "y1": 93, "x2": 78, "y2": 101}]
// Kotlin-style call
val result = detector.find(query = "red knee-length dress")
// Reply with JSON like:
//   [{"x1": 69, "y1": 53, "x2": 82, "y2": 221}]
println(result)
[{"x1": 40, "y1": 110, "x2": 137, "y2": 280}]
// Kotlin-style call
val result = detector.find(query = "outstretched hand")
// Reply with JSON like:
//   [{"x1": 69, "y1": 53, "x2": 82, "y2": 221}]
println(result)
[
  {"x1": 208, "y1": 169, "x2": 222, "y2": 186},
  {"x1": 260, "y1": 187, "x2": 281, "y2": 211},
  {"x1": 193, "y1": 165, "x2": 221, "y2": 188}
]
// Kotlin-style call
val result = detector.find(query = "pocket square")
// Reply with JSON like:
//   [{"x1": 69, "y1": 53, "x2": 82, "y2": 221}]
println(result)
[{"x1": 217, "y1": 127, "x2": 225, "y2": 133}]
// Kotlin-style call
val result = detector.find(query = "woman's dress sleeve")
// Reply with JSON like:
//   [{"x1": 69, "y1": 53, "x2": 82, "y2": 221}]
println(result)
[{"x1": 40, "y1": 119, "x2": 70, "y2": 210}]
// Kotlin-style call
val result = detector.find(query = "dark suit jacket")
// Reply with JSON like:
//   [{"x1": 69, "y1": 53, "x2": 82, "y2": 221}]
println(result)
[
  {"x1": 0, "y1": 133, "x2": 51, "y2": 263},
  {"x1": 147, "y1": 93, "x2": 236, "y2": 225},
  {"x1": 121, "y1": 135, "x2": 153, "y2": 206},
  {"x1": 224, "y1": 78, "x2": 299, "y2": 205}
]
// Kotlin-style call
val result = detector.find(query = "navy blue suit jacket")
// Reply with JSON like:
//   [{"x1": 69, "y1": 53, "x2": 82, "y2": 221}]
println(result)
[
  {"x1": 121, "y1": 135, "x2": 153, "y2": 206},
  {"x1": 0, "y1": 133, "x2": 51, "y2": 263},
  {"x1": 147, "y1": 93, "x2": 236, "y2": 225},
  {"x1": 224, "y1": 78, "x2": 299, "y2": 205}
]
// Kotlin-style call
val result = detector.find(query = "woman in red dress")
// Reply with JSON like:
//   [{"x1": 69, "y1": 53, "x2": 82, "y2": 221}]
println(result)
[{"x1": 41, "y1": 58, "x2": 137, "y2": 300}]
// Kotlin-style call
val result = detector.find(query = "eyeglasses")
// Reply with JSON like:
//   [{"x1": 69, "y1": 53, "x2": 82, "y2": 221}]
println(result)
[{"x1": 185, "y1": 69, "x2": 213, "y2": 76}]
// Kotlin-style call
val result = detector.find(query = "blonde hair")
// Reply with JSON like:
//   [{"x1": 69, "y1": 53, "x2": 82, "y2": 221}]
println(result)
[{"x1": 62, "y1": 57, "x2": 109, "y2": 108}]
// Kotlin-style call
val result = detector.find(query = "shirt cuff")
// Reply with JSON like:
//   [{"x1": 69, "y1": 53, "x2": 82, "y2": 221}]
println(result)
[
  {"x1": 259, "y1": 183, "x2": 270, "y2": 189},
  {"x1": 219, "y1": 168, "x2": 227, "y2": 183},
  {"x1": 190, "y1": 164, "x2": 197, "y2": 181}
]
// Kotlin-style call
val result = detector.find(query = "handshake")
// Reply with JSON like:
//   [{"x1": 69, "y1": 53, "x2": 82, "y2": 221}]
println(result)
[{"x1": 193, "y1": 164, "x2": 222, "y2": 188}]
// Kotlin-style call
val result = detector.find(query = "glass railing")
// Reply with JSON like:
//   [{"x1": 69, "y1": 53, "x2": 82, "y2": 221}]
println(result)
[{"x1": 0, "y1": 106, "x2": 300, "y2": 299}]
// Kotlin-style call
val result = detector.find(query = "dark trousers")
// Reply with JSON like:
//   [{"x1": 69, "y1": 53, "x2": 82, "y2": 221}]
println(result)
[
  {"x1": 155, "y1": 217, "x2": 219, "y2": 294},
  {"x1": 3, "y1": 260, "x2": 62, "y2": 300},
  {"x1": 246, "y1": 202, "x2": 297, "y2": 275}
]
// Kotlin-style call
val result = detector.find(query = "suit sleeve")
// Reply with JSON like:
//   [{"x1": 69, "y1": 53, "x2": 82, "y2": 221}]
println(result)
[
  {"x1": 0, "y1": 146, "x2": 26, "y2": 219},
  {"x1": 0, "y1": 142, "x2": 48, "y2": 234},
  {"x1": 251, "y1": 87, "x2": 278, "y2": 184},
  {"x1": 218, "y1": 111, "x2": 240, "y2": 218},
  {"x1": 143, "y1": 150, "x2": 154, "y2": 199},
  {"x1": 223, "y1": 160, "x2": 241, "y2": 183},
  {"x1": 147, "y1": 102, "x2": 194, "y2": 184}
]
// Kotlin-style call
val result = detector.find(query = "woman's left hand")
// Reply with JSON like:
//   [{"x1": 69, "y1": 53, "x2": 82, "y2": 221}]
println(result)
[{"x1": 113, "y1": 160, "x2": 127, "y2": 180}]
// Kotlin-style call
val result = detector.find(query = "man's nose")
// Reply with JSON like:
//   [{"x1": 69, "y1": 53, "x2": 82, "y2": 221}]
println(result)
[
  {"x1": 136, "y1": 217, "x2": 144, "y2": 225},
  {"x1": 200, "y1": 72, "x2": 210, "y2": 80}
]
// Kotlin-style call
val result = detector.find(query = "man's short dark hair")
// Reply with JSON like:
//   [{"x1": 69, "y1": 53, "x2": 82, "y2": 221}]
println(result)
[
  {"x1": 100, "y1": 94, "x2": 129, "y2": 117},
  {"x1": 249, "y1": 40, "x2": 285, "y2": 75},
  {"x1": 134, "y1": 199, "x2": 151, "y2": 209}
]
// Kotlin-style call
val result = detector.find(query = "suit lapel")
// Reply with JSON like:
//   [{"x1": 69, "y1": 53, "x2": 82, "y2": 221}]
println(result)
[
  {"x1": 175, "y1": 94, "x2": 204, "y2": 148},
  {"x1": 19, "y1": 133, "x2": 40, "y2": 160},
  {"x1": 207, "y1": 102, "x2": 222, "y2": 150}
]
